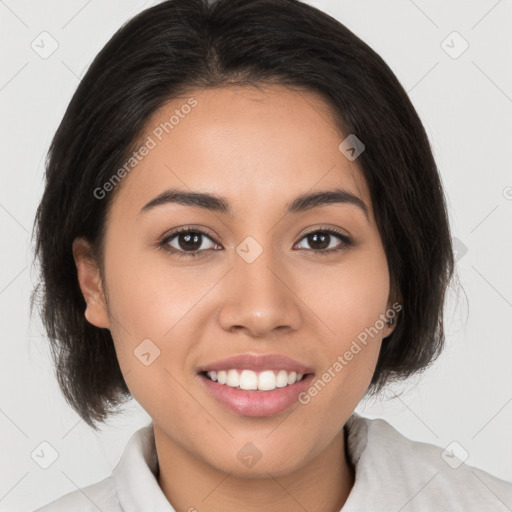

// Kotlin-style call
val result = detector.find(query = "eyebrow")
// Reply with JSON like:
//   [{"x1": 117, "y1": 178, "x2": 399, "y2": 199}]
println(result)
[{"x1": 139, "y1": 187, "x2": 369, "y2": 220}]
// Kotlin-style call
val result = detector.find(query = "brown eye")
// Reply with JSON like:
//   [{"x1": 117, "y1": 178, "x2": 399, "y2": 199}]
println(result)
[
  {"x1": 160, "y1": 228, "x2": 220, "y2": 258},
  {"x1": 294, "y1": 229, "x2": 353, "y2": 255}
]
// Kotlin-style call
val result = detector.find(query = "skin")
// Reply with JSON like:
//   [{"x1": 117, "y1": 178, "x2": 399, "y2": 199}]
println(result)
[{"x1": 73, "y1": 85, "x2": 397, "y2": 512}]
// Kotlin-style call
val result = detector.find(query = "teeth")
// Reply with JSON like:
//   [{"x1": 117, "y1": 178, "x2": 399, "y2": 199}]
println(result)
[
  {"x1": 260, "y1": 370, "x2": 279, "y2": 390},
  {"x1": 287, "y1": 371, "x2": 297, "y2": 385},
  {"x1": 276, "y1": 370, "x2": 288, "y2": 388},
  {"x1": 226, "y1": 369, "x2": 240, "y2": 387},
  {"x1": 205, "y1": 369, "x2": 306, "y2": 391},
  {"x1": 239, "y1": 369, "x2": 258, "y2": 390}
]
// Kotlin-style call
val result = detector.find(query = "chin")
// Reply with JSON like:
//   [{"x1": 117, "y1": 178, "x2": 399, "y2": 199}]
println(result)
[{"x1": 202, "y1": 446, "x2": 307, "y2": 479}]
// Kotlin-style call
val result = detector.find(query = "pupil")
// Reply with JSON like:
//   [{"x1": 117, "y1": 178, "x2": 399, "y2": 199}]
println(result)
[
  {"x1": 180, "y1": 232, "x2": 201, "y2": 251},
  {"x1": 309, "y1": 232, "x2": 329, "y2": 250}
]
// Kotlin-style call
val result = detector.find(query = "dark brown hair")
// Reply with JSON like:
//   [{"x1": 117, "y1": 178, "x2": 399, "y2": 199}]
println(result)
[{"x1": 31, "y1": 0, "x2": 457, "y2": 430}]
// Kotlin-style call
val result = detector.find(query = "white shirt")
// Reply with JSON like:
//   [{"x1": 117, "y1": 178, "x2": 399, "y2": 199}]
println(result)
[{"x1": 34, "y1": 412, "x2": 512, "y2": 511}]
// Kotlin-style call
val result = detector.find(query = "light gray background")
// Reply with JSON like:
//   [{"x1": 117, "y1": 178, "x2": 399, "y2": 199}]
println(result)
[{"x1": 1, "y1": 0, "x2": 511, "y2": 510}]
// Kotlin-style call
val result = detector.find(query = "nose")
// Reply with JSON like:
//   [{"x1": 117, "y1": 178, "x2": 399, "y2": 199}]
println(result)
[{"x1": 217, "y1": 249, "x2": 302, "y2": 338}]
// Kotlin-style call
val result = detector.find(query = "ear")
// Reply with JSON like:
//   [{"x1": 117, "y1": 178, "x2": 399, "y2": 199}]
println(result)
[
  {"x1": 384, "y1": 283, "x2": 401, "y2": 339},
  {"x1": 72, "y1": 237, "x2": 110, "y2": 329}
]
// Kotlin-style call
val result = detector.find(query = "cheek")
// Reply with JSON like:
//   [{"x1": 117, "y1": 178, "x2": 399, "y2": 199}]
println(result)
[
  {"x1": 300, "y1": 249, "x2": 390, "y2": 337},
  {"x1": 102, "y1": 248, "x2": 214, "y2": 398},
  {"x1": 298, "y1": 251, "x2": 388, "y2": 404},
  {"x1": 104, "y1": 246, "x2": 197, "y2": 337}
]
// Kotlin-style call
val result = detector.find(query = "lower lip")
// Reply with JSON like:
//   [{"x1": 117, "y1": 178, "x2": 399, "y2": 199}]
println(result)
[{"x1": 198, "y1": 372, "x2": 315, "y2": 417}]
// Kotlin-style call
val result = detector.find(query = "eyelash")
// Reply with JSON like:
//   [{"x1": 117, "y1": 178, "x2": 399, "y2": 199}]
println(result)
[{"x1": 157, "y1": 226, "x2": 353, "y2": 259}]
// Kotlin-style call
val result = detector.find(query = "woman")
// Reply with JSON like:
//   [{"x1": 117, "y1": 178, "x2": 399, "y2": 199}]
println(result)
[{"x1": 31, "y1": 0, "x2": 512, "y2": 510}]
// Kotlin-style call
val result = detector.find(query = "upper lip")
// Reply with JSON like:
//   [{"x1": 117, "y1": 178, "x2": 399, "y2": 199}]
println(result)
[{"x1": 198, "y1": 353, "x2": 315, "y2": 374}]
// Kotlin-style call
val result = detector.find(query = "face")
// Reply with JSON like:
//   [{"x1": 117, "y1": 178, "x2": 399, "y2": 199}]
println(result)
[{"x1": 73, "y1": 85, "x2": 397, "y2": 477}]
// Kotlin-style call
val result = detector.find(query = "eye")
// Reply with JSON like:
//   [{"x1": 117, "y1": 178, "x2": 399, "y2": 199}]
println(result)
[
  {"x1": 158, "y1": 226, "x2": 353, "y2": 259},
  {"x1": 159, "y1": 227, "x2": 221, "y2": 259},
  {"x1": 294, "y1": 228, "x2": 353, "y2": 256}
]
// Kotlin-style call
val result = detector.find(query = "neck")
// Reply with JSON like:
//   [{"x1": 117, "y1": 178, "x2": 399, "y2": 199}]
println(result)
[{"x1": 155, "y1": 426, "x2": 355, "y2": 512}]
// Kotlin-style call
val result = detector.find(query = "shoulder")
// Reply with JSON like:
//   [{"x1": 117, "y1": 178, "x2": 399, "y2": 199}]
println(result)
[
  {"x1": 32, "y1": 422, "x2": 159, "y2": 512},
  {"x1": 32, "y1": 476, "x2": 121, "y2": 512},
  {"x1": 344, "y1": 413, "x2": 512, "y2": 511}
]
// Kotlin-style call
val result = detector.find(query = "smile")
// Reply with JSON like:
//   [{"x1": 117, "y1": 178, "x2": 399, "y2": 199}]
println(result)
[
  {"x1": 198, "y1": 371, "x2": 315, "y2": 417},
  {"x1": 204, "y1": 369, "x2": 306, "y2": 391}
]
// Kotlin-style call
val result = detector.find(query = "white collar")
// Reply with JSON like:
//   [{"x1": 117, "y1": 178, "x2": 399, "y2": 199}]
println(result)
[{"x1": 111, "y1": 412, "x2": 369, "y2": 511}]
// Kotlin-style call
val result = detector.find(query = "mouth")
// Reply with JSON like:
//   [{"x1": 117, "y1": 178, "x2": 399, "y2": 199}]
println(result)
[
  {"x1": 196, "y1": 353, "x2": 315, "y2": 417},
  {"x1": 199, "y1": 368, "x2": 310, "y2": 391}
]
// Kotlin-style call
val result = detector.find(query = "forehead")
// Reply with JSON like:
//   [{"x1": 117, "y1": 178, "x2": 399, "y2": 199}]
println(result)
[{"x1": 111, "y1": 85, "x2": 373, "y2": 220}]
